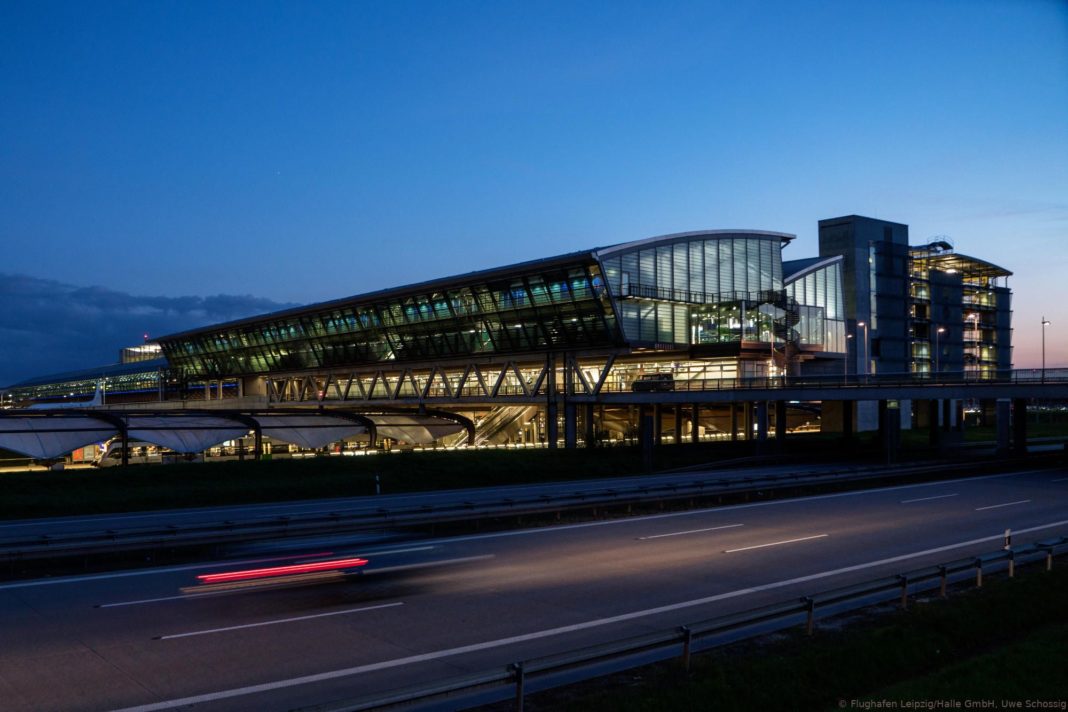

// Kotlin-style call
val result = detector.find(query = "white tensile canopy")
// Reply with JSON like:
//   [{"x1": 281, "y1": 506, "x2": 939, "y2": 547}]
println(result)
[
  {"x1": 0, "y1": 416, "x2": 118, "y2": 459},
  {"x1": 126, "y1": 415, "x2": 251, "y2": 454},
  {"x1": 253, "y1": 414, "x2": 366, "y2": 450},
  {"x1": 370, "y1": 414, "x2": 465, "y2": 445}
]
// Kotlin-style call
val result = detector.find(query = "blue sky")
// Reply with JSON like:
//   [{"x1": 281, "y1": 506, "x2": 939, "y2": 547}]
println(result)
[{"x1": 1, "y1": 0, "x2": 1066, "y2": 380}]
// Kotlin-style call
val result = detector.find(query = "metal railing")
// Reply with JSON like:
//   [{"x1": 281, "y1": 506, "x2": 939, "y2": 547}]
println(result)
[
  {"x1": 0, "y1": 458, "x2": 1048, "y2": 566},
  {"x1": 307, "y1": 534, "x2": 1068, "y2": 712},
  {"x1": 592, "y1": 368, "x2": 1068, "y2": 395}
]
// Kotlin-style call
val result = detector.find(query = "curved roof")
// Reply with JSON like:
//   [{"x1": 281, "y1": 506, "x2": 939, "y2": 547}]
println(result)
[
  {"x1": 594, "y1": 229, "x2": 795, "y2": 259},
  {"x1": 6, "y1": 358, "x2": 168, "y2": 390},
  {"x1": 783, "y1": 255, "x2": 844, "y2": 282},
  {"x1": 159, "y1": 229, "x2": 794, "y2": 342}
]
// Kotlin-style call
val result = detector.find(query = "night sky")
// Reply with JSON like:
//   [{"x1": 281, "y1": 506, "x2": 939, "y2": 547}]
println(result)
[{"x1": 2, "y1": 1, "x2": 1065, "y2": 385}]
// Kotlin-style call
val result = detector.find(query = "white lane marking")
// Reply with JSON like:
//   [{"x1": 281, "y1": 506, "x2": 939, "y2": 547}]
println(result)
[
  {"x1": 154, "y1": 602, "x2": 403, "y2": 640},
  {"x1": 108, "y1": 517, "x2": 1068, "y2": 712},
  {"x1": 423, "y1": 468, "x2": 1055, "y2": 546},
  {"x1": 5, "y1": 468, "x2": 1056, "y2": 590},
  {"x1": 97, "y1": 595, "x2": 187, "y2": 609},
  {"x1": 638, "y1": 523, "x2": 743, "y2": 540},
  {"x1": 724, "y1": 534, "x2": 828, "y2": 553},
  {"x1": 901, "y1": 493, "x2": 959, "y2": 504},
  {"x1": 975, "y1": 499, "x2": 1032, "y2": 511},
  {"x1": 1051, "y1": 477, "x2": 1068, "y2": 483}
]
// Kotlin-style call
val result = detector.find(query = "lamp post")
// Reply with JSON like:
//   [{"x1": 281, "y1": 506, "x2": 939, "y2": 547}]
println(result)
[
  {"x1": 845, "y1": 333, "x2": 854, "y2": 385},
  {"x1": 1042, "y1": 317, "x2": 1051, "y2": 383},
  {"x1": 857, "y1": 321, "x2": 870, "y2": 378},
  {"x1": 935, "y1": 326, "x2": 946, "y2": 376}
]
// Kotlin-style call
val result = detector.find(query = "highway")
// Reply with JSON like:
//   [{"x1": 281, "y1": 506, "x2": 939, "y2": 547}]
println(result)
[{"x1": 0, "y1": 464, "x2": 1066, "y2": 711}]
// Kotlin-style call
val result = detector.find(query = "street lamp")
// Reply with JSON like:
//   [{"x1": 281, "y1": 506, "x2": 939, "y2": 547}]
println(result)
[
  {"x1": 1042, "y1": 317, "x2": 1051, "y2": 382},
  {"x1": 845, "y1": 333, "x2": 854, "y2": 385},
  {"x1": 935, "y1": 326, "x2": 946, "y2": 376},
  {"x1": 857, "y1": 321, "x2": 870, "y2": 377}
]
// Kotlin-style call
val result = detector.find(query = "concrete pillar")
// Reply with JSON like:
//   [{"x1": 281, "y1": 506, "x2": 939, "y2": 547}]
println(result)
[
  {"x1": 673, "y1": 406, "x2": 683, "y2": 445},
  {"x1": 743, "y1": 402, "x2": 753, "y2": 441},
  {"x1": 756, "y1": 401, "x2": 769, "y2": 441},
  {"x1": 879, "y1": 400, "x2": 901, "y2": 463},
  {"x1": 928, "y1": 400, "x2": 941, "y2": 448},
  {"x1": 774, "y1": 400, "x2": 787, "y2": 446},
  {"x1": 564, "y1": 402, "x2": 577, "y2": 449},
  {"x1": 942, "y1": 399, "x2": 953, "y2": 432},
  {"x1": 731, "y1": 403, "x2": 739, "y2": 442},
  {"x1": 691, "y1": 404, "x2": 700, "y2": 444},
  {"x1": 1012, "y1": 398, "x2": 1028, "y2": 454},
  {"x1": 996, "y1": 399, "x2": 1011, "y2": 453},
  {"x1": 843, "y1": 401, "x2": 854, "y2": 440},
  {"x1": 653, "y1": 404, "x2": 663, "y2": 445},
  {"x1": 639, "y1": 408, "x2": 654, "y2": 469}
]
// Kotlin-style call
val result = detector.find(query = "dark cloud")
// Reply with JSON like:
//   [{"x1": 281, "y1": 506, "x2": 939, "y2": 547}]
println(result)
[{"x1": 0, "y1": 274, "x2": 298, "y2": 386}]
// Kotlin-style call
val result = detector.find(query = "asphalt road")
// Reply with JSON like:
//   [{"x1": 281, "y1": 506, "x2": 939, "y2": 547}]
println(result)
[{"x1": 1, "y1": 465, "x2": 1066, "y2": 711}]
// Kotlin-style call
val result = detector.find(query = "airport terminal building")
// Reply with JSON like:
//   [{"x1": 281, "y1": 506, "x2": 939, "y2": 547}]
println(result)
[{"x1": 1, "y1": 215, "x2": 1013, "y2": 457}]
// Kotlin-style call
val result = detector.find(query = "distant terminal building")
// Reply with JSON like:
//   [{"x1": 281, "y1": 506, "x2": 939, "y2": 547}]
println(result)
[{"x1": 1, "y1": 215, "x2": 1013, "y2": 452}]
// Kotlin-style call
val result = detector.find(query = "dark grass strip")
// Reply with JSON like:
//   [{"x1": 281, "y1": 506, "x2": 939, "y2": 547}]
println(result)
[{"x1": 514, "y1": 564, "x2": 1068, "y2": 712}]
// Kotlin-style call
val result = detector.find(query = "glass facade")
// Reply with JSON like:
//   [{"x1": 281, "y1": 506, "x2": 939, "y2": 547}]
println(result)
[
  {"x1": 162, "y1": 260, "x2": 621, "y2": 378},
  {"x1": 598, "y1": 233, "x2": 788, "y2": 346},
  {"x1": 908, "y1": 245, "x2": 1012, "y2": 378},
  {"x1": 784, "y1": 258, "x2": 847, "y2": 353}
]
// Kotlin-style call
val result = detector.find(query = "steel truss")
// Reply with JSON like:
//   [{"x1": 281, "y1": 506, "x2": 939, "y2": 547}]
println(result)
[{"x1": 263, "y1": 353, "x2": 620, "y2": 405}]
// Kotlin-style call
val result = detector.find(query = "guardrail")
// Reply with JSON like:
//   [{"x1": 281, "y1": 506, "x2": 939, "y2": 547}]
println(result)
[
  {"x1": 594, "y1": 368, "x2": 1068, "y2": 395},
  {"x1": 306, "y1": 534, "x2": 1068, "y2": 712},
  {"x1": 0, "y1": 459, "x2": 1039, "y2": 567}
]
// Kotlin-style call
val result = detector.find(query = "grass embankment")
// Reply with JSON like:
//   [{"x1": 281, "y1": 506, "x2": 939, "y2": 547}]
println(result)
[
  {"x1": 0, "y1": 441, "x2": 797, "y2": 520},
  {"x1": 539, "y1": 565, "x2": 1068, "y2": 712}
]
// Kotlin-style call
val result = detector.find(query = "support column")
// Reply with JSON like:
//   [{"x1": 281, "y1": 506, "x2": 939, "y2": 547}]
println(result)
[
  {"x1": 842, "y1": 400, "x2": 854, "y2": 440},
  {"x1": 120, "y1": 425, "x2": 129, "y2": 467},
  {"x1": 756, "y1": 401, "x2": 769, "y2": 441},
  {"x1": 653, "y1": 404, "x2": 663, "y2": 446},
  {"x1": 743, "y1": 402, "x2": 754, "y2": 441},
  {"x1": 774, "y1": 400, "x2": 787, "y2": 450},
  {"x1": 996, "y1": 399, "x2": 1011, "y2": 454},
  {"x1": 584, "y1": 403, "x2": 596, "y2": 448},
  {"x1": 546, "y1": 353, "x2": 557, "y2": 449},
  {"x1": 673, "y1": 406, "x2": 683, "y2": 445},
  {"x1": 942, "y1": 399, "x2": 953, "y2": 432},
  {"x1": 564, "y1": 402, "x2": 577, "y2": 449},
  {"x1": 928, "y1": 399, "x2": 941, "y2": 448},
  {"x1": 639, "y1": 407, "x2": 654, "y2": 470},
  {"x1": 691, "y1": 404, "x2": 700, "y2": 444},
  {"x1": 547, "y1": 401, "x2": 559, "y2": 449},
  {"x1": 879, "y1": 400, "x2": 901, "y2": 463},
  {"x1": 730, "y1": 403, "x2": 739, "y2": 442},
  {"x1": 1012, "y1": 398, "x2": 1028, "y2": 454}
]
